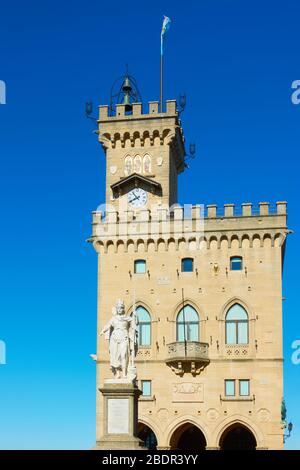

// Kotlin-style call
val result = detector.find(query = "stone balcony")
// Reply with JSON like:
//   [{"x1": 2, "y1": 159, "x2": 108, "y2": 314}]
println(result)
[{"x1": 165, "y1": 341, "x2": 210, "y2": 376}]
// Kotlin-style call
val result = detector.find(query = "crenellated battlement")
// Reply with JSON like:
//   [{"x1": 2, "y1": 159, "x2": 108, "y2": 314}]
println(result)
[
  {"x1": 92, "y1": 201, "x2": 287, "y2": 222},
  {"x1": 98, "y1": 100, "x2": 177, "y2": 121},
  {"x1": 89, "y1": 201, "x2": 288, "y2": 253},
  {"x1": 206, "y1": 201, "x2": 287, "y2": 217}
]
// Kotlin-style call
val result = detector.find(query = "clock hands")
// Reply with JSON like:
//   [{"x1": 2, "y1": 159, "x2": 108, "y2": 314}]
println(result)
[
  {"x1": 128, "y1": 189, "x2": 147, "y2": 207},
  {"x1": 132, "y1": 191, "x2": 140, "y2": 200},
  {"x1": 128, "y1": 191, "x2": 141, "y2": 204}
]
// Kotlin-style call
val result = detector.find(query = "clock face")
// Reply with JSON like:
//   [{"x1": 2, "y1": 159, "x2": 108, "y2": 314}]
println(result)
[{"x1": 127, "y1": 188, "x2": 148, "y2": 208}]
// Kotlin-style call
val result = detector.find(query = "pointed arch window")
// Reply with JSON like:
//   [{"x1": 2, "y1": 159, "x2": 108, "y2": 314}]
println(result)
[
  {"x1": 124, "y1": 155, "x2": 132, "y2": 176},
  {"x1": 143, "y1": 154, "x2": 151, "y2": 174},
  {"x1": 176, "y1": 305, "x2": 199, "y2": 342},
  {"x1": 136, "y1": 306, "x2": 151, "y2": 346},
  {"x1": 225, "y1": 304, "x2": 249, "y2": 344},
  {"x1": 134, "y1": 155, "x2": 142, "y2": 173}
]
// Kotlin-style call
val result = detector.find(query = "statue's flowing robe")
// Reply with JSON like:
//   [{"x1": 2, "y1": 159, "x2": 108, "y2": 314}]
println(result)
[{"x1": 106, "y1": 315, "x2": 137, "y2": 373}]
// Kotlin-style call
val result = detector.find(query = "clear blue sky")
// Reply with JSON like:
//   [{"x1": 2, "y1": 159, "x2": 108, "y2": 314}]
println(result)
[{"x1": 0, "y1": 0, "x2": 299, "y2": 450}]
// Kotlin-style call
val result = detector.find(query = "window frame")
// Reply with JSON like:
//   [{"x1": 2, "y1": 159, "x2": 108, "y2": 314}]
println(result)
[
  {"x1": 176, "y1": 305, "x2": 199, "y2": 342},
  {"x1": 239, "y1": 379, "x2": 250, "y2": 396},
  {"x1": 225, "y1": 304, "x2": 249, "y2": 345},
  {"x1": 136, "y1": 306, "x2": 151, "y2": 347},
  {"x1": 230, "y1": 256, "x2": 243, "y2": 271},
  {"x1": 141, "y1": 380, "x2": 151, "y2": 397},
  {"x1": 181, "y1": 257, "x2": 194, "y2": 273},
  {"x1": 134, "y1": 259, "x2": 146, "y2": 274},
  {"x1": 225, "y1": 319, "x2": 249, "y2": 344},
  {"x1": 225, "y1": 379, "x2": 236, "y2": 397}
]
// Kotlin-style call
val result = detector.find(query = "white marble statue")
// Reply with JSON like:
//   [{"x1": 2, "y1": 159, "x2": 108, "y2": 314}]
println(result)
[{"x1": 100, "y1": 299, "x2": 138, "y2": 380}]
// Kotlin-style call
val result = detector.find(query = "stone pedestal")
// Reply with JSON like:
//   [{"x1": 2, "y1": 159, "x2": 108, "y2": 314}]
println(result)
[{"x1": 95, "y1": 381, "x2": 144, "y2": 450}]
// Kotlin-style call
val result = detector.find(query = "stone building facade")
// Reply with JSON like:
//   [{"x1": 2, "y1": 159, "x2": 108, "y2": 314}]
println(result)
[{"x1": 89, "y1": 98, "x2": 288, "y2": 450}]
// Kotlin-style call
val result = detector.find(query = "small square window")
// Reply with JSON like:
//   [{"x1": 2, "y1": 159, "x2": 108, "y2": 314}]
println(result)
[
  {"x1": 239, "y1": 380, "x2": 250, "y2": 396},
  {"x1": 225, "y1": 379, "x2": 235, "y2": 396},
  {"x1": 181, "y1": 258, "x2": 194, "y2": 272},
  {"x1": 230, "y1": 256, "x2": 243, "y2": 271},
  {"x1": 141, "y1": 380, "x2": 151, "y2": 397},
  {"x1": 134, "y1": 259, "x2": 146, "y2": 274}
]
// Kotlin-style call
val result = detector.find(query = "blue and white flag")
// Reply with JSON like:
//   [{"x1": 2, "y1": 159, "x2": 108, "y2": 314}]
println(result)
[{"x1": 161, "y1": 15, "x2": 171, "y2": 55}]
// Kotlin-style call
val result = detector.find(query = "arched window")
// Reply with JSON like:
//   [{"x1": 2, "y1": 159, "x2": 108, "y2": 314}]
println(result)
[
  {"x1": 124, "y1": 155, "x2": 132, "y2": 176},
  {"x1": 176, "y1": 305, "x2": 199, "y2": 342},
  {"x1": 143, "y1": 154, "x2": 151, "y2": 174},
  {"x1": 136, "y1": 306, "x2": 151, "y2": 346},
  {"x1": 181, "y1": 258, "x2": 194, "y2": 272},
  {"x1": 134, "y1": 155, "x2": 142, "y2": 173},
  {"x1": 225, "y1": 304, "x2": 248, "y2": 344},
  {"x1": 134, "y1": 259, "x2": 146, "y2": 274},
  {"x1": 230, "y1": 256, "x2": 243, "y2": 271}
]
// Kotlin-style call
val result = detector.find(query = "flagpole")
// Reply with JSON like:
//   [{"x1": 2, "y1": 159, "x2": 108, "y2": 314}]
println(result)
[
  {"x1": 159, "y1": 34, "x2": 164, "y2": 113},
  {"x1": 160, "y1": 41, "x2": 163, "y2": 112},
  {"x1": 160, "y1": 16, "x2": 170, "y2": 113}
]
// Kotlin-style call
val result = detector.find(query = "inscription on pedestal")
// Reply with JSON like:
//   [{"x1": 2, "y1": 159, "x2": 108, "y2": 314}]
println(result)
[{"x1": 107, "y1": 398, "x2": 129, "y2": 434}]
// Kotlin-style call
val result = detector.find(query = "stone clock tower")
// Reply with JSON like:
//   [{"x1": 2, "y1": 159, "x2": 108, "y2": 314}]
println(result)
[
  {"x1": 90, "y1": 80, "x2": 289, "y2": 450},
  {"x1": 98, "y1": 99, "x2": 185, "y2": 209}
]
